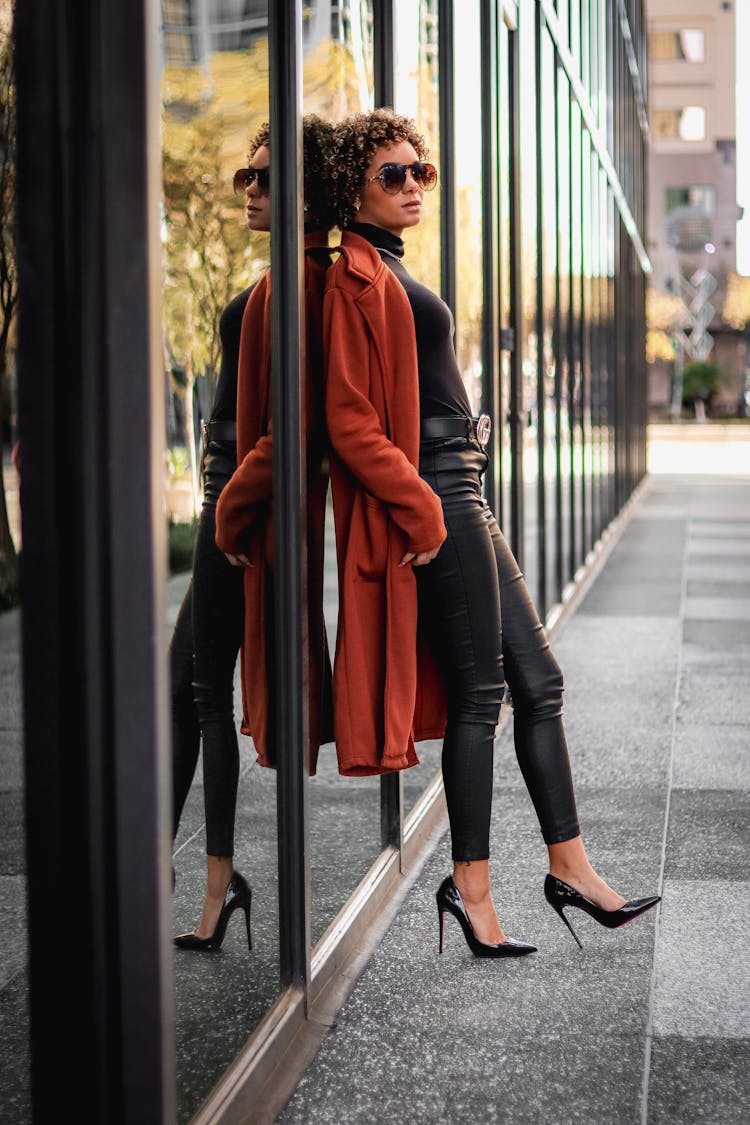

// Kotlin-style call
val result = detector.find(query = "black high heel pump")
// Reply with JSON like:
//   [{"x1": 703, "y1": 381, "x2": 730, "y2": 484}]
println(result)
[
  {"x1": 436, "y1": 876, "x2": 537, "y2": 959},
  {"x1": 544, "y1": 874, "x2": 660, "y2": 949},
  {"x1": 174, "y1": 871, "x2": 252, "y2": 952}
]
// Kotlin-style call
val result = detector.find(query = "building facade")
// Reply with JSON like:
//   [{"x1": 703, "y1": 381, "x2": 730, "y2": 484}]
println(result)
[{"x1": 646, "y1": 0, "x2": 742, "y2": 413}]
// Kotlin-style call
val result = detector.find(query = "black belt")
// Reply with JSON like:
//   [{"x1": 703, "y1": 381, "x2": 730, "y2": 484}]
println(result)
[
  {"x1": 420, "y1": 414, "x2": 491, "y2": 446},
  {"x1": 202, "y1": 419, "x2": 237, "y2": 445}
]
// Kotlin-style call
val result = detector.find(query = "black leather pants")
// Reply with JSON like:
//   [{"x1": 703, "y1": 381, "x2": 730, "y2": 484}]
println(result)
[
  {"x1": 416, "y1": 438, "x2": 580, "y2": 861},
  {"x1": 171, "y1": 446, "x2": 245, "y2": 857}
]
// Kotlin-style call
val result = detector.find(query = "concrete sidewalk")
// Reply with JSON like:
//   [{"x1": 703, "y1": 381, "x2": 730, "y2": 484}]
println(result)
[{"x1": 280, "y1": 471, "x2": 750, "y2": 1125}]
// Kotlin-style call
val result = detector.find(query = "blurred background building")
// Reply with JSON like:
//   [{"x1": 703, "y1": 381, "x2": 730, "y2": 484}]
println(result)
[{"x1": 646, "y1": 0, "x2": 748, "y2": 418}]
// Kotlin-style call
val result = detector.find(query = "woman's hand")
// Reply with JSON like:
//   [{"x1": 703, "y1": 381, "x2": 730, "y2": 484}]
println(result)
[
  {"x1": 399, "y1": 545, "x2": 442, "y2": 568},
  {"x1": 224, "y1": 552, "x2": 252, "y2": 568}
]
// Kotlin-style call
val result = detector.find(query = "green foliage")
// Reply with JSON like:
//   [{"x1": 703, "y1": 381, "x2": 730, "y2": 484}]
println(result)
[
  {"x1": 681, "y1": 360, "x2": 724, "y2": 403},
  {"x1": 169, "y1": 519, "x2": 198, "y2": 575},
  {"x1": 166, "y1": 445, "x2": 190, "y2": 481},
  {"x1": 161, "y1": 49, "x2": 270, "y2": 382}
]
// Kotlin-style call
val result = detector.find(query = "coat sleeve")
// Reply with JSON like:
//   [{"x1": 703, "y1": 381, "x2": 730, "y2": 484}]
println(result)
[
  {"x1": 214, "y1": 432, "x2": 273, "y2": 555},
  {"x1": 324, "y1": 285, "x2": 446, "y2": 555}
]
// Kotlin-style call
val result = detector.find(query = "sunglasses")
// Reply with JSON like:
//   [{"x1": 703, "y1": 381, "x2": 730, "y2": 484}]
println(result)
[
  {"x1": 233, "y1": 165, "x2": 270, "y2": 194},
  {"x1": 366, "y1": 161, "x2": 438, "y2": 194}
]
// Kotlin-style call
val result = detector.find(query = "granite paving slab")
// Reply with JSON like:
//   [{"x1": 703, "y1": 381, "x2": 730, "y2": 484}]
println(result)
[
  {"x1": 652, "y1": 880, "x2": 750, "y2": 1039},
  {"x1": 647, "y1": 1037, "x2": 750, "y2": 1124},
  {"x1": 663, "y1": 792, "x2": 750, "y2": 881},
  {"x1": 684, "y1": 596, "x2": 750, "y2": 621},
  {"x1": 672, "y1": 724, "x2": 750, "y2": 790},
  {"x1": 678, "y1": 671, "x2": 750, "y2": 726}
]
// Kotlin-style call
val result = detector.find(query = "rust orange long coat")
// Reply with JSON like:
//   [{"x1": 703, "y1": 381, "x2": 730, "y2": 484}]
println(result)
[
  {"x1": 324, "y1": 231, "x2": 448, "y2": 775},
  {"x1": 214, "y1": 232, "x2": 332, "y2": 773}
]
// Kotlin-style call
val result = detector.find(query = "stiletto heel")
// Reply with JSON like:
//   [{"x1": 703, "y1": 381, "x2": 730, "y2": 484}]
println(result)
[
  {"x1": 544, "y1": 874, "x2": 659, "y2": 949},
  {"x1": 549, "y1": 900, "x2": 583, "y2": 950},
  {"x1": 242, "y1": 901, "x2": 252, "y2": 951},
  {"x1": 435, "y1": 876, "x2": 536, "y2": 959},
  {"x1": 175, "y1": 872, "x2": 252, "y2": 952}
]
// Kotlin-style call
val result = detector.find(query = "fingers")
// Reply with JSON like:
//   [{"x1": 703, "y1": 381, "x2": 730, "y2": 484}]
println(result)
[
  {"x1": 224, "y1": 552, "x2": 252, "y2": 567},
  {"x1": 399, "y1": 545, "x2": 442, "y2": 568}
]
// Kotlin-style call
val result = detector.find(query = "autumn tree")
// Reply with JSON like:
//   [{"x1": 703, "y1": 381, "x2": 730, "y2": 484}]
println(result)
[
  {"x1": 0, "y1": 0, "x2": 18, "y2": 602},
  {"x1": 161, "y1": 46, "x2": 270, "y2": 513}
]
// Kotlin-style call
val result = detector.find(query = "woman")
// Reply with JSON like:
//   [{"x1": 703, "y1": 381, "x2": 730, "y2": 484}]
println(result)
[
  {"x1": 323, "y1": 108, "x2": 659, "y2": 956},
  {"x1": 173, "y1": 116, "x2": 334, "y2": 951}
]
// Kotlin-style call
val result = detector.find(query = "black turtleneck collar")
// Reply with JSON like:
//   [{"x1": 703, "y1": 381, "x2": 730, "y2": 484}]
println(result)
[{"x1": 348, "y1": 222, "x2": 405, "y2": 260}]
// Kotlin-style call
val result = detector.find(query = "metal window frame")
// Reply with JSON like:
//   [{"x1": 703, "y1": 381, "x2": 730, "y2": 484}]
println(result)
[{"x1": 16, "y1": 0, "x2": 174, "y2": 1120}]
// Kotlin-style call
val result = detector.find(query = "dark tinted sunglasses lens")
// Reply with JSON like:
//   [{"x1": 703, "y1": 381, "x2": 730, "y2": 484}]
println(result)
[
  {"x1": 232, "y1": 166, "x2": 270, "y2": 194},
  {"x1": 414, "y1": 162, "x2": 438, "y2": 190},
  {"x1": 379, "y1": 163, "x2": 407, "y2": 193}
]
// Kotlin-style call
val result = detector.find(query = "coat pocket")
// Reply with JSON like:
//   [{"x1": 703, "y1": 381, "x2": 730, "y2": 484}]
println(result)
[{"x1": 351, "y1": 491, "x2": 389, "y2": 582}]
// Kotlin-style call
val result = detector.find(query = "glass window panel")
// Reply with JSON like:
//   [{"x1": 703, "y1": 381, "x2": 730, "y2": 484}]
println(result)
[
  {"x1": 651, "y1": 29, "x2": 705, "y2": 63},
  {"x1": 570, "y1": 98, "x2": 584, "y2": 572},
  {"x1": 665, "y1": 185, "x2": 715, "y2": 218},
  {"x1": 651, "y1": 106, "x2": 706, "y2": 142},
  {"x1": 498, "y1": 17, "x2": 513, "y2": 540},
  {"x1": 519, "y1": 0, "x2": 539, "y2": 602},
  {"x1": 394, "y1": 0, "x2": 443, "y2": 811},
  {"x1": 581, "y1": 125, "x2": 593, "y2": 558},
  {"x1": 304, "y1": 0, "x2": 378, "y2": 949},
  {"x1": 453, "y1": 0, "x2": 483, "y2": 415},
  {"x1": 541, "y1": 29, "x2": 559, "y2": 613},
  {"x1": 556, "y1": 63, "x2": 572, "y2": 590},
  {"x1": 160, "y1": 7, "x2": 282, "y2": 1117},
  {"x1": 395, "y1": 0, "x2": 441, "y2": 292},
  {"x1": 303, "y1": 0, "x2": 374, "y2": 120}
]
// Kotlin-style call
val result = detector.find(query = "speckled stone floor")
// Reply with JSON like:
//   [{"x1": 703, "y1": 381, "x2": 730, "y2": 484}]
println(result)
[{"x1": 279, "y1": 473, "x2": 750, "y2": 1125}]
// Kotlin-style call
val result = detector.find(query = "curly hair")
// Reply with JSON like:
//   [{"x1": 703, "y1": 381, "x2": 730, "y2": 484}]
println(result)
[
  {"x1": 245, "y1": 116, "x2": 336, "y2": 230},
  {"x1": 247, "y1": 122, "x2": 270, "y2": 160},
  {"x1": 329, "y1": 108, "x2": 429, "y2": 229},
  {"x1": 302, "y1": 113, "x2": 337, "y2": 230}
]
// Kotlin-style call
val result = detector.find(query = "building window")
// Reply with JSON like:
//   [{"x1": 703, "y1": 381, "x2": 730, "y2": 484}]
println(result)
[
  {"x1": 651, "y1": 106, "x2": 706, "y2": 142},
  {"x1": 651, "y1": 29, "x2": 705, "y2": 62},
  {"x1": 665, "y1": 186, "x2": 716, "y2": 217}
]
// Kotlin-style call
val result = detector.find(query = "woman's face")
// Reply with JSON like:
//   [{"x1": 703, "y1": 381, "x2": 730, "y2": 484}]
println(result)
[
  {"x1": 245, "y1": 145, "x2": 271, "y2": 232},
  {"x1": 355, "y1": 140, "x2": 424, "y2": 237}
]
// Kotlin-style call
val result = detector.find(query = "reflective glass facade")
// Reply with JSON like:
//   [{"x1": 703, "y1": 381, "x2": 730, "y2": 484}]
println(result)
[{"x1": 13, "y1": 2, "x2": 648, "y2": 1120}]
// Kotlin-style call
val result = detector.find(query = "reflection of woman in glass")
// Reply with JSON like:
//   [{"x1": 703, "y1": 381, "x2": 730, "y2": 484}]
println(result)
[
  {"x1": 323, "y1": 109, "x2": 658, "y2": 957},
  {"x1": 172, "y1": 115, "x2": 335, "y2": 952},
  {"x1": 170, "y1": 124, "x2": 271, "y2": 950}
]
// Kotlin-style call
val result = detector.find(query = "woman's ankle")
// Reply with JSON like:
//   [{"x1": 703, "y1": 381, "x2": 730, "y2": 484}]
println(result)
[{"x1": 205, "y1": 855, "x2": 234, "y2": 897}]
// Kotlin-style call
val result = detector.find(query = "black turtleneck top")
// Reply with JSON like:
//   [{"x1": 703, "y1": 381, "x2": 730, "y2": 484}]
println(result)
[
  {"x1": 349, "y1": 223, "x2": 472, "y2": 421},
  {"x1": 209, "y1": 284, "x2": 254, "y2": 424}
]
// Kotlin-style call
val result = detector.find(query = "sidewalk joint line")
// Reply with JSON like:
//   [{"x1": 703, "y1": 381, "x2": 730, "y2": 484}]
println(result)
[{"x1": 639, "y1": 494, "x2": 689, "y2": 1125}]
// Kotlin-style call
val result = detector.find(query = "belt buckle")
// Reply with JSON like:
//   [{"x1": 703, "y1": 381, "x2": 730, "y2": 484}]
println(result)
[{"x1": 476, "y1": 414, "x2": 491, "y2": 446}]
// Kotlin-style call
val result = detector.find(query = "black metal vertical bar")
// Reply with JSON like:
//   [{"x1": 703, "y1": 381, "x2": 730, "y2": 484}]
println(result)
[
  {"x1": 438, "y1": 0, "x2": 456, "y2": 317},
  {"x1": 480, "y1": 0, "x2": 500, "y2": 520},
  {"x1": 15, "y1": 1, "x2": 173, "y2": 1121},
  {"x1": 373, "y1": 0, "x2": 395, "y2": 106},
  {"x1": 567, "y1": 88, "x2": 577, "y2": 581},
  {"x1": 553, "y1": 53, "x2": 564, "y2": 604},
  {"x1": 578, "y1": 10, "x2": 588, "y2": 562},
  {"x1": 508, "y1": 23, "x2": 524, "y2": 567},
  {"x1": 534, "y1": 1, "x2": 546, "y2": 620},
  {"x1": 268, "y1": 0, "x2": 310, "y2": 994},
  {"x1": 372, "y1": 0, "x2": 402, "y2": 856}
]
